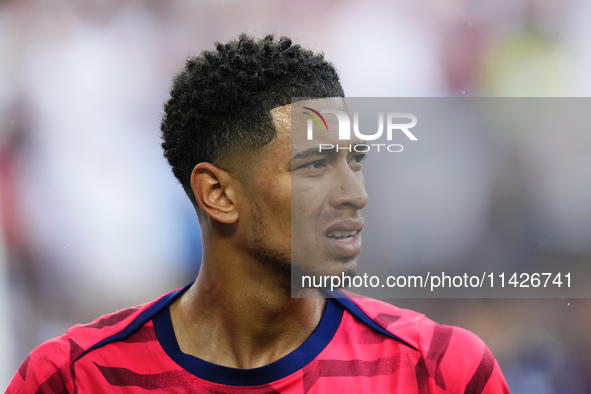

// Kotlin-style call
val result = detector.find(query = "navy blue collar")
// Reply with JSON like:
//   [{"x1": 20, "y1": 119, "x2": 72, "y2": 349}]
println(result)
[
  {"x1": 75, "y1": 284, "x2": 416, "y2": 383},
  {"x1": 153, "y1": 295, "x2": 344, "y2": 386},
  {"x1": 327, "y1": 292, "x2": 417, "y2": 351}
]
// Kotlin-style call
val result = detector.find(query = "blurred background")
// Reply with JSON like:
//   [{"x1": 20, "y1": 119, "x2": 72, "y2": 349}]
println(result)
[{"x1": 0, "y1": 0, "x2": 590, "y2": 391}]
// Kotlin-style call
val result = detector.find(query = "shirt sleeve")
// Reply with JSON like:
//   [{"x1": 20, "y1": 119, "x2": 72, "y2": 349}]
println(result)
[
  {"x1": 415, "y1": 317, "x2": 511, "y2": 393},
  {"x1": 6, "y1": 333, "x2": 73, "y2": 394}
]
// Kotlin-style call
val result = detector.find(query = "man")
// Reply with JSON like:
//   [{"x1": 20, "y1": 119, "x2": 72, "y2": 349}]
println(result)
[{"x1": 7, "y1": 34, "x2": 509, "y2": 393}]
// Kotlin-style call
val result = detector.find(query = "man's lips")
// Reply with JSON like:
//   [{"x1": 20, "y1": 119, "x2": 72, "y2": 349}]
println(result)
[
  {"x1": 325, "y1": 218, "x2": 364, "y2": 236},
  {"x1": 324, "y1": 219, "x2": 364, "y2": 257},
  {"x1": 326, "y1": 229, "x2": 360, "y2": 241}
]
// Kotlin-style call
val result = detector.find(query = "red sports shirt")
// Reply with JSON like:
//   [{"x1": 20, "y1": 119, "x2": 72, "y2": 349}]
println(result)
[{"x1": 7, "y1": 285, "x2": 510, "y2": 393}]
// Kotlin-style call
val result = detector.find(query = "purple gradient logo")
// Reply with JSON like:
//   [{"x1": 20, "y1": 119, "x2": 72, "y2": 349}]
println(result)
[{"x1": 303, "y1": 109, "x2": 417, "y2": 152}]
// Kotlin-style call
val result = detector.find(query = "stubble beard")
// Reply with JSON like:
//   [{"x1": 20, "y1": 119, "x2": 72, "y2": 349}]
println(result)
[
  {"x1": 251, "y1": 202, "x2": 292, "y2": 281},
  {"x1": 251, "y1": 202, "x2": 358, "y2": 292}
]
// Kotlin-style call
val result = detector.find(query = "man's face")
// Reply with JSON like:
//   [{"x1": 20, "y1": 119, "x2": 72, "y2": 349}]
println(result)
[{"x1": 241, "y1": 98, "x2": 368, "y2": 285}]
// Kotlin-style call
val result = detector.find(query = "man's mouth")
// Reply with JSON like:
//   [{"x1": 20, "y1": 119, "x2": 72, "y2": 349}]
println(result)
[
  {"x1": 324, "y1": 228, "x2": 363, "y2": 258},
  {"x1": 326, "y1": 230, "x2": 360, "y2": 243},
  {"x1": 323, "y1": 219, "x2": 364, "y2": 257}
]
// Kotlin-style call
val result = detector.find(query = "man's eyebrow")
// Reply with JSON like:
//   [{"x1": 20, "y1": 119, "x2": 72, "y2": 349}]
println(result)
[
  {"x1": 291, "y1": 147, "x2": 335, "y2": 162},
  {"x1": 291, "y1": 140, "x2": 368, "y2": 162}
]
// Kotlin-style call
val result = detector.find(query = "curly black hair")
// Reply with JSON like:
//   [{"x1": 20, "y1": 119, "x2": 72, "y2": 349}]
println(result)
[{"x1": 161, "y1": 33, "x2": 344, "y2": 206}]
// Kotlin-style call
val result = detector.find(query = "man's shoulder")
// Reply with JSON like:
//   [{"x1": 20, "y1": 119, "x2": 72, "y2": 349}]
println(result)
[
  {"x1": 337, "y1": 291, "x2": 426, "y2": 350},
  {"x1": 66, "y1": 302, "x2": 151, "y2": 350},
  {"x1": 342, "y1": 292, "x2": 482, "y2": 352},
  {"x1": 6, "y1": 288, "x2": 182, "y2": 393},
  {"x1": 338, "y1": 293, "x2": 510, "y2": 393}
]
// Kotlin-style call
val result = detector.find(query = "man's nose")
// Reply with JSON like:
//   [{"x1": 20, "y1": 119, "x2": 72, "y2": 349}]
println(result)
[{"x1": 330, "y1": 167, "x2": 369, "y2": 210}]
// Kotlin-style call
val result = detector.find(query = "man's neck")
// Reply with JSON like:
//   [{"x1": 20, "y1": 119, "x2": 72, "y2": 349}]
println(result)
[{"x1": 169, "y1": 258, "x2": 326, "y2": 369}]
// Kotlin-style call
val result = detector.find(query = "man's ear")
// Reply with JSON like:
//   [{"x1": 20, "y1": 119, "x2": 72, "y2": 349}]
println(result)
[{"x1": 190, "y1": 163, "x2": 240, "y2": 224}]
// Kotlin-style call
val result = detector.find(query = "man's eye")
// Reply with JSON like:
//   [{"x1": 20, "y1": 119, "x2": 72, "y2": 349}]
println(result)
[
  {"x1": 304, "y1": 160, "x2": 324, "y2": 169},
  {"x1": 349, "y1": 154, "x2": 367, "y2": 164}
]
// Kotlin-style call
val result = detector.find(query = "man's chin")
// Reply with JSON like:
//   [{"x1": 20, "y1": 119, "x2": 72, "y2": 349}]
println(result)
[{"x1": 290, "y1": 259, "x2": 358, "y2": 293}]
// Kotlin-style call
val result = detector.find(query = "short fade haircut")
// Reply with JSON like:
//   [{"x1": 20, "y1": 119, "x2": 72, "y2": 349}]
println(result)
[{"x1": 160, "y1": 33, "x2": 344, "y2": 206}]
